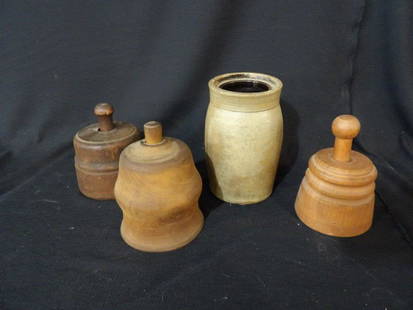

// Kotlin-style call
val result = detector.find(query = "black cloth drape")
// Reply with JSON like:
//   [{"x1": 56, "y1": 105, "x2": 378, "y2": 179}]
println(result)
[{"x1": 1, "y1": 1, "x2": 412, "y2": 309}]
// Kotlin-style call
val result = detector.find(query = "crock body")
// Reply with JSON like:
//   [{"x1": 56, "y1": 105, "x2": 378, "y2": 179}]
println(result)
[{"x1": 205, "y1": 72, "x2": 283, "y2": 204}]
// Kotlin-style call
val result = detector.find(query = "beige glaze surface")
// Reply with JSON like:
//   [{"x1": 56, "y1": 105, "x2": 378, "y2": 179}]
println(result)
[{"x1": 205, "y1": 72, "x2": 283, "y2": 204}]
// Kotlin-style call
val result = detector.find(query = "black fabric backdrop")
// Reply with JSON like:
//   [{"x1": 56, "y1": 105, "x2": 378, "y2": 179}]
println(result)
[{"x1": 1, "y1": 1, "x2": 412, "y2": 309}]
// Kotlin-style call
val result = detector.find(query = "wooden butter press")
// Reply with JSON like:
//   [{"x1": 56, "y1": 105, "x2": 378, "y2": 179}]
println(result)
[
  {"x1": 115, "y1": 121, "x2": 204, "y2": 252},
  {"x1": 295, "y1": 115, "x2": 377, "y2": 237},
  {"x1": 73, "y1": 103, "x2": 140, "y2": 200}
]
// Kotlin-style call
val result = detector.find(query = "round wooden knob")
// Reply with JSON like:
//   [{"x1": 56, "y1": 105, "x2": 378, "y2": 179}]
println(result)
[
  {"x1": 331, "y1": 115, "x2": 361, "y2": 162},
  {"x1": 144, "y1": 121, "x2": 163, "y2": 145},
  {"x1": 94, "y1": 103, "x2": 114, "y2": 131},
  {"x1": 332, "y1": 115, "x2": 360, "y2": 139}
]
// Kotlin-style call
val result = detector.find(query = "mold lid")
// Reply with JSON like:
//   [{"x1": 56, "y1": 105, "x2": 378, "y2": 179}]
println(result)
[
  {"x1": 309, "y1": 148, "x2": 377, "y2": 186},
  {"x1": 75, "y1": 103, "x2": 138, "y2": 145},
  {"x1": 121, "y1": 121, "x2": 192, "y2": 170}
]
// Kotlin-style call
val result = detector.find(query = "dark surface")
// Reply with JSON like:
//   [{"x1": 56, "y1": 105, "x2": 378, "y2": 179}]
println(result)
[
  {"x1": 220, "y1": 81, "x2": 270, "y2": 92},
  {"x1": 1, "y1": 0, "x2": 412, "y2": 309}
]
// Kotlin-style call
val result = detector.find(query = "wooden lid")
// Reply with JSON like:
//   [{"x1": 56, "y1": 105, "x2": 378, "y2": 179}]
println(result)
[
  {"x1": 309, "y1": 149, "x2": 377, "y2": 186},
  {"x1": 121, "y1": 121, "x2": 193, "y2": 171},
  {"x1": 75, "y1": 103, "x2": 138, "y2": 145},
  {"x1": 308, "y1": 115, "x2": 377, "y2": 186}
]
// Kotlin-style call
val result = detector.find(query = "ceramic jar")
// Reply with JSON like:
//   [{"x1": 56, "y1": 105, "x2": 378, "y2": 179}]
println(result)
[{"x1": 205, "y1": 72, "x2": 283, "y2": 204}]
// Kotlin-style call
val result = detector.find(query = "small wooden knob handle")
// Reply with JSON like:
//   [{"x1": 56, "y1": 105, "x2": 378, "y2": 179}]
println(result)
[
  {"x1": 94, "y1": 103, "x2": 114, "y2": 131},
  {"x1": 144, "y1": 121, "x2": 163, "y2": 145},
  {"x1": 331, "y1": 115, "x2": 361, "y2": 162}
]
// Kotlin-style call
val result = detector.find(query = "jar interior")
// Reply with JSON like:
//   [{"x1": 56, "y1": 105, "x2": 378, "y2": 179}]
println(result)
[{"x1": 220, "y1": 80, "x2": 270, "y2": 93}]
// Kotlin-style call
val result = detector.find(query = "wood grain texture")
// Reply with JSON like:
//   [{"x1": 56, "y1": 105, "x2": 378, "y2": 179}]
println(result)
[
  {"x1": 295, "y1": 115, "x2": 377, "y2": 237},
  {"x1": 114, "y1": 121, "x2": 203, "y2": 252},
  {"x1": 73, "y1": 103, "x2": 140, "y2": 200}
]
